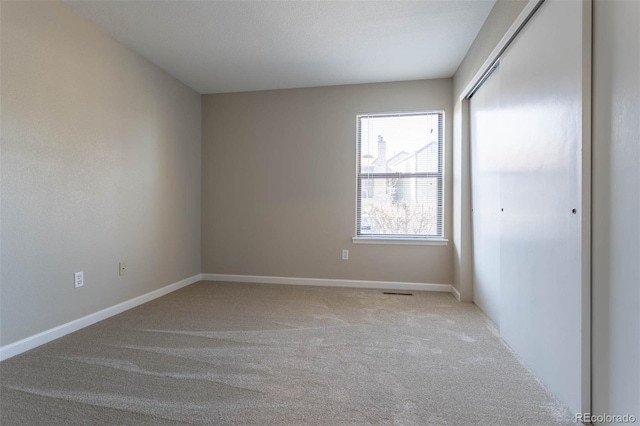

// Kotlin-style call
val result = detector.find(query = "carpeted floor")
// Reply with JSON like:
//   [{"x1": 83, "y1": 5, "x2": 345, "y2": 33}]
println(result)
[{"x1": 0, "y1": 281, "x2": 575, "y2": 425}]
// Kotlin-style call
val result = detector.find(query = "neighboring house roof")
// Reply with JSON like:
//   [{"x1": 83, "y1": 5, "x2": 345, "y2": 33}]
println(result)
[
  {"x1": 370, "y1": 137, "x2": 437, "y2": 173},
  {"x1": 375, "y1": 141, "x2": 437, "y2": 172},
  {"x1": 387, "y1": 151, "x2": 411, "y2": 168}
]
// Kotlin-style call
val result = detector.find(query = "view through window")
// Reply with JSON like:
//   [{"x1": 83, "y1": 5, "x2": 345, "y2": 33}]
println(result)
[{"x1": 356, "y1": 112, "x2": 443, "y2": 238}]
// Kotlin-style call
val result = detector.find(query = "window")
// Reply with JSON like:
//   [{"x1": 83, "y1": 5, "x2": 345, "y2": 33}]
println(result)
[{"x1": 356, "y1": 112, "x2": 444, "y2": 241}]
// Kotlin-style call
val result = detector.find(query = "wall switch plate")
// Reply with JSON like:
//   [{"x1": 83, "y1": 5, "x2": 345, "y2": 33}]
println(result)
[
  {"x1": 74, "y1": 271, "x2": 84, "y2": 288},
  {"x1": 119, "y1": 262, "x2": 126, "y2": 276},
  {"x1": 342, "y1": 249, "x2": 349, "y2": 260}
]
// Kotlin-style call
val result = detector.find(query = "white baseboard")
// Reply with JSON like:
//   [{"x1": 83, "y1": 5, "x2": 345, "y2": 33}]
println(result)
[
  {"x1": 202, "y1": 273, "x2": 452, "y2": 293},
  {"x1": 451, "y1": 285, "x2": 461, "y2": 302},
  {"x1": 0, "y1": 274, "x2": 202, "y2": 362},
  {"x1": 1, "y1": 272, "x2": 457, "y2": 361}
]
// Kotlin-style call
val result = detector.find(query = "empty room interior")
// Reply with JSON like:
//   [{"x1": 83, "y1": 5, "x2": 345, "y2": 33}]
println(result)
[{"x1": 1, "y1": 0, "x2": 638, "y2": 424}]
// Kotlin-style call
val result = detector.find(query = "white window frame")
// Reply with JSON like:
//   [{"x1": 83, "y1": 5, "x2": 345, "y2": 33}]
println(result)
[{"x1": 353, "y1": 111, "x2": 447, "y2": 245}]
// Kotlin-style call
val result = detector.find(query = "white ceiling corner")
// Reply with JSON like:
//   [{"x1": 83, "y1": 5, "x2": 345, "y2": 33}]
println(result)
[{"x1": 62, "y1": 0, "x2": 496, "y2": 94}]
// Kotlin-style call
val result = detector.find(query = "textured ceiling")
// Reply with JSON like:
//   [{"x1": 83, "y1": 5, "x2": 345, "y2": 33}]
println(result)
[{"x1": 63, "y1": 1, "x2": 496, "y2": 94}]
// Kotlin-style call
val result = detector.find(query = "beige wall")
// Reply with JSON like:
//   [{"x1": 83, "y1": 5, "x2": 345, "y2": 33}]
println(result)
[
  {"x1": 202, "y1": 80, "x2": 453, "y2": 284},
  {"x1": 0, "y1": 1, "x2": 202, "y2": 346}
]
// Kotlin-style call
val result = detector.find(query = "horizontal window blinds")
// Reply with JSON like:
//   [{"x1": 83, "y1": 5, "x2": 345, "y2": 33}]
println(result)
[{"x1": 356, "y1": 112, "x2": 444, "y2": 238}]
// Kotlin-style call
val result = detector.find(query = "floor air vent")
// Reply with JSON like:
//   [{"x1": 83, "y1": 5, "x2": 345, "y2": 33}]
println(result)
[{"x1": 383, "y1": 292, "x2": 413, "y2": 296}]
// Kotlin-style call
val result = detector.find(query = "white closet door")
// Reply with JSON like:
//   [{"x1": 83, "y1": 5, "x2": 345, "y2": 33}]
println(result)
[
  {"x1": 468, "y1": 0, "x2": 590, "y2": 413},
  {"x1": 498, "y1": 0, "x2": 588, "y2": 413},
  {"x1": 470, "y1": 67, "x2": 501, "y2": 328}
]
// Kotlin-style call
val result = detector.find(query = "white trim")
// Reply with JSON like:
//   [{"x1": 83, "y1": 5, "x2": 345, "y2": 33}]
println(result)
[
  {"x1": 460, "y1": 0, "x2": 544, "y2": 101},
  {"x1": 352, "y1": 237, "x2": 448, "y2": 246},
  {"x1": 451, "y1": 285, "x2": 461, "y2": 302},
  {"x1": 0, "y1": 274, "x2": 202, "y2": 361},
  {"x1": 579, "y1": 0, "x2": 592, "y2": 413},
  {"x1": 202, "y1": 273, "x2": 452, "y2": 293}
]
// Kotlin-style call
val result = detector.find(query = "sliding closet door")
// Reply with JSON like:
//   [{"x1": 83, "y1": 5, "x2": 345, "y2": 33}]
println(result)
[
  {"x1": 468, "y1": 0, "x2": 590, "y2": 413},
  {"x1": 498, "y1": 0, "x2": 589, "y2": 413},
  {"x1": 470, "y1": 67, "x2": 501, "y2": 328}
]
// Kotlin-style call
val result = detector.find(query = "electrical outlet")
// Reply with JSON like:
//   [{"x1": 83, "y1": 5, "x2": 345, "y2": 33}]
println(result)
[
  {"x1": 342, "y1": 249, "x2": 349, "y2": 260},
  {"x1": 119, "y1": 262, "x2": 126, "y2": 276},
  {"x1": 74, "y1": 271, "x2": 84, "y2": 288}
]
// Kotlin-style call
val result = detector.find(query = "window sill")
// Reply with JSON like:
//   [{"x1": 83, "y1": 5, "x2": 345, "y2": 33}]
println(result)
[{"x1": 352, "y1": 237, "x2": 449, "y2": 246}]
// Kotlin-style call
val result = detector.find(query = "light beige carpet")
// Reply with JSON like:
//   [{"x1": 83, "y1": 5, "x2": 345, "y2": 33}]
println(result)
[{"x1": 0, "y1": 281, "x2": 575, "y2": 425}]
